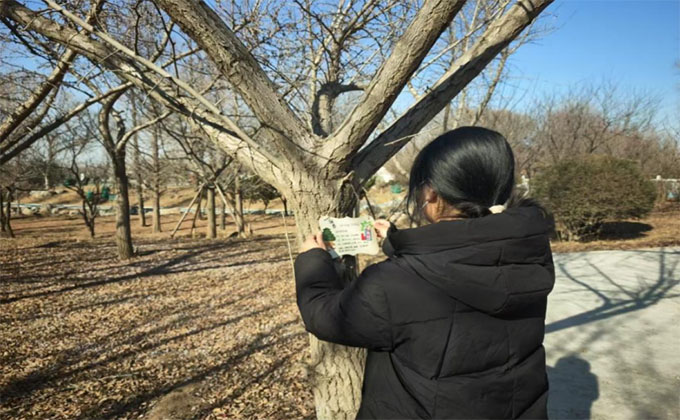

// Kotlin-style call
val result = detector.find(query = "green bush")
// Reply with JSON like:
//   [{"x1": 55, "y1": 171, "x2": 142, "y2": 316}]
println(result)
[{"x1": 532, "y1": 155, "x2": 656, "y2": 241}]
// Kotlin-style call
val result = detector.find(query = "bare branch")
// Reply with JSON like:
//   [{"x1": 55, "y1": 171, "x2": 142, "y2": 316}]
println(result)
[
  {"x1": 323, "y1": 0, "x2": 466, "y2": 167},
  {"x1": 352, "y1": 0, "x2": 554, "y2": 182}
]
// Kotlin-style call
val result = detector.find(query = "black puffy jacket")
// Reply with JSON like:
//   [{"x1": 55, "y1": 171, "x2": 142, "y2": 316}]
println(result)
[{"x1": 294, "y1": 205, "x2": 555, "y2": 419}]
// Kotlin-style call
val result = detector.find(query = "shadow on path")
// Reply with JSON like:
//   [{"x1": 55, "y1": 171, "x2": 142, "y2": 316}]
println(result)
[{"x1": 548, "y1": 355, "x2": 599, "y2": 419}]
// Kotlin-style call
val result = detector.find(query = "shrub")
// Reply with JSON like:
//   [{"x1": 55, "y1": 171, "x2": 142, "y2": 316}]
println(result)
[{"x1": 532, "y1": 155, "x2": 656, "y2": 241}]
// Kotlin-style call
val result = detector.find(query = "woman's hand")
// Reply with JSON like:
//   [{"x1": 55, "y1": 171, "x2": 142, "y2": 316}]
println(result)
[
  {"x1": 300, "y1": 231, "x2": 327, "y2": 253},
  {"x1": 374, "y1": 219, "x2": 392, "y2": 239}
]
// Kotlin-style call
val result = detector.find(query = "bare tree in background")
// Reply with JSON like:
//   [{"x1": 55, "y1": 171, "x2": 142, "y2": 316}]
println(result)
[{"x1": 62, "y1": 133, "x2": 109, "y2": 238}]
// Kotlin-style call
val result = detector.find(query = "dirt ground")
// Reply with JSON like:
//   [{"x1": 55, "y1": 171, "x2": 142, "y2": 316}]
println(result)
[{"x1": 1, "y1": 207, "x2": 679, "y2": 419}]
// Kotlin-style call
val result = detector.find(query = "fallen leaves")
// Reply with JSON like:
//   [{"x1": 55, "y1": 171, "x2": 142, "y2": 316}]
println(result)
[{"x1": 1, "y1": 232, "x2": 314, "y2": 419}]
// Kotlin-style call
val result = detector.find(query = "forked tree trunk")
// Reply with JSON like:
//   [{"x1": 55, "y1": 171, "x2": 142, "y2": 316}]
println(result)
[
  {"x1": 206, "y1": 185, "x2": 216, "y2": 239},
  {"x1": 112, "y1": 154, "x2": 134, "y2": 259}
]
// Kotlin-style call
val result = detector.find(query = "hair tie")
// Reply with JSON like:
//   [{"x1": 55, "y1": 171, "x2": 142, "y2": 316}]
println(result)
[{"x1": 489, "y1": 204, "x2": 506, "y2": 214}]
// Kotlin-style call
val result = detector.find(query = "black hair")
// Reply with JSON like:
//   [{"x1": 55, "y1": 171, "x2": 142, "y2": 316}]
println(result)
[{"x1": 406, "y1": 126, "x2": 542, "y2": 223}]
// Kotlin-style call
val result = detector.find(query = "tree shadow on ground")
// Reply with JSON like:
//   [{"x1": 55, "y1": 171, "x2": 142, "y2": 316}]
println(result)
[{"x1": 546, "y1": 248, "x2": 679, "y2": 334}]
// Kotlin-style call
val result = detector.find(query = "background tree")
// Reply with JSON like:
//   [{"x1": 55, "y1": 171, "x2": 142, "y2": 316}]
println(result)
[{"x1": 62, "y1": 135, "x2": 109, "y2": 238}]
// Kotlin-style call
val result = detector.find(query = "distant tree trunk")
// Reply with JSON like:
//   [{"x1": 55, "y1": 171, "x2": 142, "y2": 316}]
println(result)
[
  {"x1": 132, "y1": 106, "x2": 146, "y2": 227},
  {"x1": 195, "y1": 190, "x2": 203, "y2": 221},
  {"x1": 281, "y1": 195, "x2": 288, "y2": 216},
  {"x1": 151, "y1": 128, "x2": 162, "y2": 233},
  {"x1": 112, "y1": 154, "x2": 134, "y2": 259},
  {"x1": 152, "y1": 189, "x2": 161, "y2": 233},
  {"x1": 1, "y1": 188, "x2": 15, "y2": 238},
  {"x1": 0, "y1": 187, "x2": 5, "y2": 233},
  {"x1": 233, "y1": 175, "x2": 248, "y2": 237},
  {"x1": 206, "y1": 185, "x2": 216, "y2": 239},
  {"x1": 135, "y1": 180, "x2": 145, "y2": 227},
  {"x1": 220, "y1": 199, "x2": 226, "y2": 230},
  {"x1": 82, "y1": 200, "x2": 95, "y2": 238}
]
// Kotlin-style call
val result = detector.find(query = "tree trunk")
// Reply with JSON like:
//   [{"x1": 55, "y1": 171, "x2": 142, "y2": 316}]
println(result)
[
  {"x1": 2, "y1": 188, "x2": 15, "y2": 238},
  {"x1": 151, "y1": 128, "x2": 162, "y2": 233},
  {"x1": 233, "y1": 176, "x2": 248, "y2": 238},
  {"x1": 196, "y1": 190, "x2": 204, "y2": 221},
  {"x1": 82, "y1": 200, "x2": 95, "y2": 238},
  {"x1": 288, "y1": 179, "x2": 365, "y2": 420},
  {"x1": 220, "y1": 199, "x2": 226, "y2": 230},
  {"x1": 152, "y1": 189, "x2": 162, "y2": 233},
  {"x1": 206, "y1": 185, "x2": 216, "y2": 239},
  {"x1": 132, "y1": 128, "x2": 146, "y2": 227},
  {"x1": 282, "y1": 195, "x2": 288, "y2": 216},
  {"x1": 113, "y1": 153, "x2": 134, "y2": 259},
  {"x1": 136, "y1": 181, "x2": 146, "y2": 227},
  {"x1": 0, "y1": 187, "x2": 5, "y2": 234}
]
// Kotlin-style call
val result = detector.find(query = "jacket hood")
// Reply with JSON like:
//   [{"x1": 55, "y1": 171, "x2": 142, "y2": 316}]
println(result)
[{"x1": 383, "y1": 206, "x2": 555, "y2": 315}]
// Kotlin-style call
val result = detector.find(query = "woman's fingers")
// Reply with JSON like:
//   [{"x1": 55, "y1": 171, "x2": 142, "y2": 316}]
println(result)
[{"x1": 374, "y1": 219, "x2": 390, "y2": 238}]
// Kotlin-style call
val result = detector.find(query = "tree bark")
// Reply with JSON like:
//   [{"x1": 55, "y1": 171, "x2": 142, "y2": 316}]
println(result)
[
  {"x1": 285, "y1": 174, "x2": 367, "y2": 419},
  {"x1": 206, "y1": 185, "x2": 216, "y2": 239},
  {"x1": 113, "y1": 153, "x2": 134, "y2": 259}
]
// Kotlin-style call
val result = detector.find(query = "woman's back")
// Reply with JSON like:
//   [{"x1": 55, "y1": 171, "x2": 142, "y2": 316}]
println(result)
[{"x1": 356, "y1": 205, "x2": 554, "y2": 419}]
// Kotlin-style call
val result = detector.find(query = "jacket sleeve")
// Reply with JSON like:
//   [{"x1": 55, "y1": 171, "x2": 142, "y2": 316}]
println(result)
[{"x1": 294, "y1": 248, "x2": 393, "y2": 351}]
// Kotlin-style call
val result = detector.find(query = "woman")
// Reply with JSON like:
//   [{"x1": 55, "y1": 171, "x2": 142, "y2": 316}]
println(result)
[{"x1": 294, "y1": 127, "x2": 555, "y2": 419}]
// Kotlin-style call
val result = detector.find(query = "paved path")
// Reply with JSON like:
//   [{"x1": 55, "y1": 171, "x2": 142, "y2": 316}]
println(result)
[{"x1": 546, "y1": 247, "x2": 680, "y2": 419}]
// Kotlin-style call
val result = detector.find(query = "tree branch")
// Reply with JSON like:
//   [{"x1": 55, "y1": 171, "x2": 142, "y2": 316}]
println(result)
[
  {"x1": 0, "y1": 0, "x2": 283, "y2": 186},
  {"x1": 323, "y1": 0, "x2": 466, "y2": 166},
  {"x1": 352, "y1": 0, "x2": 554, "y2": 183},
  {"x1": 153, "y1": 0, "x2": 312, "y2": 156}
]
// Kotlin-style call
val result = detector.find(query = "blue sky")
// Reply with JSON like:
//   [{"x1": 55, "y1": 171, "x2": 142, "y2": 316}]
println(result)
[{"x1": 506, "y1": 0, "x2": 679, "y2": 126}]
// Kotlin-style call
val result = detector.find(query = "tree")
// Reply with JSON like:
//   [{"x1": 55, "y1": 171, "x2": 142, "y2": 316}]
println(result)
[
  {"x1": 1, "y1": 0, "x2": 553, "y2": 416},
  {"x1": 63, "y1": 138, "x2": 109, "y2": 238}
]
